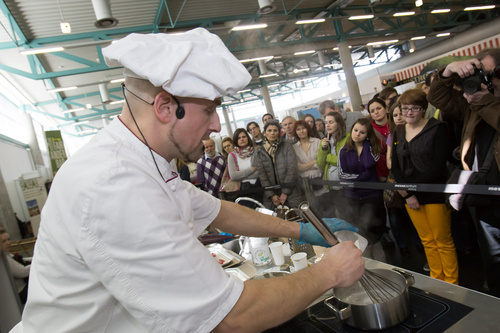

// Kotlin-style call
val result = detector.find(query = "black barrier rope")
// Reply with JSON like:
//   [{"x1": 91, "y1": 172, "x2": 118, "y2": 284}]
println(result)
[{"x1": 220, "y1": 178, "x2": 500, "y2": 199}]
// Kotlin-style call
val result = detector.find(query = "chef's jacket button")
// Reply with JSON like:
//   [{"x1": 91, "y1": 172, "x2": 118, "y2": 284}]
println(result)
[
  {"x1": 170, "y1": 185, "x2": 176, "y2": 191},
  {"x1": 188, "y1": 223, "x2": 194, "y2": 229}
]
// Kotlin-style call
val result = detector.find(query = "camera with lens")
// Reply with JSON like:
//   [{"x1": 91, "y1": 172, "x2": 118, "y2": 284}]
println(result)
[{"x1": 454, "y1": 64, "x2": 493, "y2": 94}]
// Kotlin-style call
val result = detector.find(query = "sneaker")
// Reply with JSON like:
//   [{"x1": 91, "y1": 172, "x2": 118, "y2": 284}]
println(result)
[{"x1": 423, "y1": 263, "x2": 430, "y2": 272}]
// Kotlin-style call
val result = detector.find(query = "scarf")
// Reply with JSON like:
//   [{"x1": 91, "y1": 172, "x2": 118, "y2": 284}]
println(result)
[
  {"x1": 234, "y1": 146, "x2": 254, "y2": 159},
  {"x1": 263, "y1": 138, "x2": 279, "y2": 162}
]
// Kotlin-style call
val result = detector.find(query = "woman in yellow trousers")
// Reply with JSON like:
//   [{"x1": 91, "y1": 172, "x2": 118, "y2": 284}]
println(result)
[{"x1": 391, "y1": 89, "x2": 458, "y2": 284}]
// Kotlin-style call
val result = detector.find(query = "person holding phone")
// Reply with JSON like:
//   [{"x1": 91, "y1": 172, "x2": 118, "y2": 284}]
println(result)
[{"x1": 316, "y1": 112, "x2": 350, "y2": 217}]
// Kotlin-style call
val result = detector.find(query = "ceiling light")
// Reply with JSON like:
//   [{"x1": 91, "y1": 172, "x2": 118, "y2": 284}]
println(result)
[
  {"x1": 411, "y1": 36, "x2": 426, "y2": 40},
  {"x1": 431, "y1": 9, "x2": 450, "y2": 14},
  {"x1": 20, "y1": 46, "x2": 65, "y2": 55},
  {"x1": 409, "y1": 48, "x2": 415, "y2": 53},
  {"x1": 110, "y1": 78, "x2": 125, "y2": 83},
  {"x1": 464, "y1": 5, "x2": 495, "y2": 11},
  {"x1": 349, "y1": 15, "x2": 374, "y2": 20},
  {"x1": 232, "y1": 23, "x2": 268, "y2": 31},
  {"x1": 296, "y1": 18, "x2": 325, "y2": 24},
  {"x1": 240, "y1": 55, "x2": 274, "y2": 63},
  {"x1": 86, "y1": 104, "x2": 92, "y2": 109},
  {"x1": 333, "y1": 46, "x2": 351, "y2": 50},
  {"x1": 109, "y1": 100, "x2": 125, "y2": 105},
  {"x1": 60, "y1": 22, "x2": 71, "y2": 34},
  {"x1": 72, "y1": 121, "x2": 89, "y2": 126},
  {"x1": 259, "y1": 73, "x2": 278, "y2": 78},
  {"x1": 415, "y1": 0, "x2": 423, "y2": 7},
  {"x1": 366, "y1": 40, "x2": 399, "y2": 46},
  {"x1": 268, "y1": 84, "x2": 279, "y2": 88},
  {"x1": 393, "y1": 12, "x2": 415, "y2": 17},
  {"x1": 294, "y1": 50, "x2": 315, "y2": 55},
  {"x1": 293, "y1": 68, "x2": 309, "y2": 73},
  {"x1": 257, "y1": 0, "x2": 276, "y2": 15},
  {"x1": 237, "y1": 89, "x2": 251, "y2": 93},
  {"x1": 92, "y1": 0, "x2": 119, "y2": 28},
  {"x1": 436, "y1": 32, "x2": 450, "y2": 37},
  {"x1": 62, "y1": 108, "x2": 86, "y2": 113},
  {"x1": 47, "y1": 86, "x2": 78, "y2": 93}
]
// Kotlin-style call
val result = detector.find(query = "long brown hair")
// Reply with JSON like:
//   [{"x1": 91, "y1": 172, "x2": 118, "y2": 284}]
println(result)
[
  {"x1": 324, "y1": 111, "x2": 346, "y2": 143},
  {"x1": 292, "y1": 119, "x2": 314, "y2": 141},
  {"x1": 346, "y1": 118, "x2": 382, "y2": 155}
]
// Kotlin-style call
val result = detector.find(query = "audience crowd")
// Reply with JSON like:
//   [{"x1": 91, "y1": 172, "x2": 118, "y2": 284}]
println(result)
[{"x1": 191, "y1": 49, "x2": 500, "y2": 295}]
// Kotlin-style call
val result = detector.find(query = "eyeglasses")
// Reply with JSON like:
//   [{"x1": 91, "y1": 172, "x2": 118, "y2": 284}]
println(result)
[{"x1": 401, "y1": 106, "x2": 423, "y2": 113}]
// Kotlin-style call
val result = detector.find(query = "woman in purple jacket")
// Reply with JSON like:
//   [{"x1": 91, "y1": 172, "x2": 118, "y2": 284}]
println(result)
[{"x1": 338, "y1": 118, "x2": 386, "y2": 261}]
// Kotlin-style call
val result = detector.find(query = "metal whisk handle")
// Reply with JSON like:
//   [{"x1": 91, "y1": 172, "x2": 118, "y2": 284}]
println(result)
[{"x1": 302, "y1": 207, "x2": 339, "y2": 246}]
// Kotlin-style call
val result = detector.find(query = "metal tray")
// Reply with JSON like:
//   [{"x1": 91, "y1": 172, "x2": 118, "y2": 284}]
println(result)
[{"x1": 206, "y1": 243, "x2": 245, "y2": 268}]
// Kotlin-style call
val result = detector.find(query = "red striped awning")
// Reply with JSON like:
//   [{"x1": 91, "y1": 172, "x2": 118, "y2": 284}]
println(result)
[{"x1": 394, "y1": 35, "x2": 500, "y2": 82}]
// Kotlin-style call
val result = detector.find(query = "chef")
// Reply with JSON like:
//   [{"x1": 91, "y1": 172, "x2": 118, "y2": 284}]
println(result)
[{"x1": 11, "y1": 28, "x2": 364, "y2": 333}]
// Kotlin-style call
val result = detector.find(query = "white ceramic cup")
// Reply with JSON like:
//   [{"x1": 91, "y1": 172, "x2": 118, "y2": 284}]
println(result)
[
  {"x1": 249, "y1": 237, "x2": 271, "y2": 266},
  {"x1": 291, "y1": 252, "x2": 308, "y2": 271},
  {"x1": 269, "y1": 241, "x2": 285, "y2": 266}
]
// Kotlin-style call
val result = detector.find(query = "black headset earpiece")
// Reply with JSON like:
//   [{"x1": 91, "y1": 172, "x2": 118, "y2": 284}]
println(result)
[
  {"x1": 175, "y1": 106, "x2": 185, "y2": 119},
  {"x1": 171, "y1": 95, "x2": 185, "y2": 119}
]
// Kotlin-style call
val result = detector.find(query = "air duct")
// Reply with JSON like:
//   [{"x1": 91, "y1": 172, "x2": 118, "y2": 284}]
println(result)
[
  {"x1": 92, "y1": 0, "x2": 119, "y2": 28},
  {"x1": 258, "y1": 0, "x2": 276, "y2": 15},
  {"x1": 99, "y1": 83, "x2": 110, "y2": 103}
]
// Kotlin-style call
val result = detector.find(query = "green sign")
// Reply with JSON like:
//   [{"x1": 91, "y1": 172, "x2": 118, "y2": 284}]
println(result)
[{"x1": 45, "y1": 130, "x2": 67, "y2": 176}]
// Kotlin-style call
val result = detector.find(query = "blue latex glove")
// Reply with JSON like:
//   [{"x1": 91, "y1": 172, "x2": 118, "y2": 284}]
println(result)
[{"x1": 298, "y1": 218, "x2": 358, "y2": 247}]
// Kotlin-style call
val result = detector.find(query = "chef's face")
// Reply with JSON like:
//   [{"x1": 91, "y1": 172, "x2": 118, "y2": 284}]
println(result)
[
  {"x1": 351, "y1": 123, "x2": 368, "y2": 143},
  {"x1": 369, "y1": 102, "x2": 387, "y2": 123},
  {"x1": 169, "y1": 97, "x2": 221, "y2": 163},
  {"x1": 1, "y1": 232, "x2": 11, "y2": 252},
  {"x1": 324, "y1": 115, "x2": 338, "y2": 134},
  {"x1": 265, "y1": 125, "x2": 280, "y2": 143}
]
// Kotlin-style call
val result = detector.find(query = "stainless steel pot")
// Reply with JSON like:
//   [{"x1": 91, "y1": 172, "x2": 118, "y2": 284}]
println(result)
[{"x1": 324, "y1": 268, "x2": 415, "y2": 330}]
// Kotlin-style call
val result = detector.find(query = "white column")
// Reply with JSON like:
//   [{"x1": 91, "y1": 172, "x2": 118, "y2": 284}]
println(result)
[{"x1": 338, "y1": 41, "x2": 363, "y2": 111}]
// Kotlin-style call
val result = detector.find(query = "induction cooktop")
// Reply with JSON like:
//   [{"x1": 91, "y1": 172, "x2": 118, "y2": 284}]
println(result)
[{"x1": 265, "y1": 287, "x2": 473, "y2": 333}]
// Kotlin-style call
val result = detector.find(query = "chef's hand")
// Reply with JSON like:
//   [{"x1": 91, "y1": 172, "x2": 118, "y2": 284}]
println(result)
[
  {"x1": 298, "y1": 218, "x2": 358, "y2": 247},
  {"x1": 319, "y1": 241, "x2": 364, "y2": 288}
]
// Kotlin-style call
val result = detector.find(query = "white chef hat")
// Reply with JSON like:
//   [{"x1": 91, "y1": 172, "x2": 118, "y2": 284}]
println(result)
[{"x1": 102, "y1": 28, "x2": 251, "y2": 101}]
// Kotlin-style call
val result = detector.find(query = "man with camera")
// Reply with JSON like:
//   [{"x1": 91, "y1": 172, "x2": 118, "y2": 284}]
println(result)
[{"x1": 427, "y1": 48, "x2": 500, "y2": 298}]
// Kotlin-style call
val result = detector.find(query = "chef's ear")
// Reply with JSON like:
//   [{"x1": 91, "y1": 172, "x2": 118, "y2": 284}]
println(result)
[{"x1": 153, "y1": 91, "x2": 176, "y2": 123}]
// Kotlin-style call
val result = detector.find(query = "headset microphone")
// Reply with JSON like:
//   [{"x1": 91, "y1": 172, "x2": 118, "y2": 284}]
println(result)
[{"x1": 171, "y1": 95, "x2": 185, "y2": 119}]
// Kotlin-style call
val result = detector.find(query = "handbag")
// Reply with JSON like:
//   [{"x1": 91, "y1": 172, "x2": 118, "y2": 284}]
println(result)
[
  {"x1": 446, "y1": 132, "x2": 498, "y2": 211},
  {"x1": 383, "y1": 173, "x2": 405, "y2": 208},
  {"x1": 219, "y1": 153, "x2": 241, "y2": 193}
]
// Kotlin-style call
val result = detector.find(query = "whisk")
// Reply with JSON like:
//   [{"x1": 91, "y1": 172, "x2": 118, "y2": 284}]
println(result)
[{"x1": 359, "y1": 269, "x2": 402, "y2": 304}]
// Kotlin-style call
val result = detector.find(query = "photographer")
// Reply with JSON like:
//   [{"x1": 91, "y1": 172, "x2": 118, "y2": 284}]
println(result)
[{"x1": 427, "y1": 48, "x2": 500, "y2": 297}]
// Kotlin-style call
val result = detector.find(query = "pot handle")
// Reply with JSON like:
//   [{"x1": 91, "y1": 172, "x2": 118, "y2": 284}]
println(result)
[
  {"x1": 392, "y1": 268, "x2": 415, "y2": 287},
  {"x1": 323, "y1": 296, "x2": 352, "y2": 320}
]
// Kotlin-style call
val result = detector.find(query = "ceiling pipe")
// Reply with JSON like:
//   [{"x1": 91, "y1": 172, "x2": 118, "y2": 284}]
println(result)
[
  {"x1": 376, "y1": 16, "x2": 500, "y2": 75},
  {"x1": 257, "y1": 0, "x2": 276, "y2": 15},
  {"x1": 98, "y1": 83, "x2": 110, "y2": 103},
  {"x1": 92, "y1": 0, "x2": 119, "y2": 28}
]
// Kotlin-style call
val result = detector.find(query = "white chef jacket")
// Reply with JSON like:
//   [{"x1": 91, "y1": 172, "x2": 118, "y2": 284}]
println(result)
[{"x1": 15, "y1": 118, "x2": 243, "y2": 333}]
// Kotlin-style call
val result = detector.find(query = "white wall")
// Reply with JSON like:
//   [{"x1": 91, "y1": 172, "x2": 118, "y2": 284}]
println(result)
[{"x1": 0, "y1": 140, "x2": 36, "y2": 222}]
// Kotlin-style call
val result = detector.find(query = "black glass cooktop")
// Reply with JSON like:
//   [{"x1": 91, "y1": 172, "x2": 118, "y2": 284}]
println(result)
[{"x1": 265, "y1": 287, "x2": 473, "y2": 332}]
